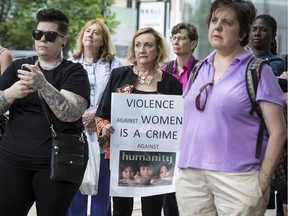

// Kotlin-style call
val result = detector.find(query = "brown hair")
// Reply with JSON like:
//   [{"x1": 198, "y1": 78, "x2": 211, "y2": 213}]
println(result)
[{"x1": 171, "y1": 22, "x2": 198, "y2": 53}]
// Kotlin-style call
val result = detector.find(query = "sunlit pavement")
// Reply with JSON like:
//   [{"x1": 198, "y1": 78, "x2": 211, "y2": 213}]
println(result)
[
  {"x1": 28, "y1": 197, "x2": 276, "y2": 216},
  {"x1": 28, "y1": 197, "x2": 143, "y2": 216}
]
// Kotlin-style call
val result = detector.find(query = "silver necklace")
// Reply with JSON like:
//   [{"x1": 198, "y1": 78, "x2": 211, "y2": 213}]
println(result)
[
  {"x1": 36, "y1": 57, "x2": 63, "y2": 70},
  {"x1": 137, "y1": 70, "x2": 154, "y2": 86}
]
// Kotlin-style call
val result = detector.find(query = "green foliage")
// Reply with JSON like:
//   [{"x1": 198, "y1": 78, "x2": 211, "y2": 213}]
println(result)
[{"x1": 0, "y1": 0, "x2": 119, "y2": 57}]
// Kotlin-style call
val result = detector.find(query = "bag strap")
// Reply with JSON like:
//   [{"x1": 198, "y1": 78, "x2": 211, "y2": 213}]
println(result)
[
  {"x1": 166, "y1": 59, "x2": 199, "y2": 75},
  {"x1": 183, "y1": 59, "x2": 204, "y2": 92},
  {"x1": 190, "y1": 59, "x2": 205, "y2": 83},
  {"x1": 245, "y1": 57, "x2": 267, "y2": 159},
  {"x1": 38, "y1": 92, "x2": 57, "y2": 137},
  {"x1": 38, "y1": 92, "x2": 85, "y2": 140},
  {"x1": 191, "y1": 59, "x2": 199, "y2": 69},
  {"x1": 165, "y1": 61, "x2": 174, "y2": 74}
]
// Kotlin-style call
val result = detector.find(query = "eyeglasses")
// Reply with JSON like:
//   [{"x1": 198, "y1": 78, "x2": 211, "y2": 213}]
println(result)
[
  {"x1": 170, "y1": 35, "x2": 189, "y2": 42},
  {"x1": 195, "y1": 82, "x2": 213, "y2": 111},
  {"x1": 32, "y1": 30, "x2": 64, "y2": 42}
]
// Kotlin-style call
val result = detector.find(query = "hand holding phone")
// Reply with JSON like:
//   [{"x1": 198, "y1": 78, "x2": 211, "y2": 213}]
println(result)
[{"x1": 21, "y1": 65, "x2": 31, "y2": 72}]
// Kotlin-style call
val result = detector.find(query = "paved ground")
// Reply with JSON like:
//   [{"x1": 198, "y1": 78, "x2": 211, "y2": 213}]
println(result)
[
  {"x1": 28, "y1": 196, "x2": 276, "y2": 216},
  {"x1": 28, "y1": 197, "x2": 143, "y2": 216}
]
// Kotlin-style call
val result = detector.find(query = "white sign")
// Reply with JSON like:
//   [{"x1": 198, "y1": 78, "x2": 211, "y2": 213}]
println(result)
[
  {"x1": 110, "y1": 93, "x2": 183, "y2": 197},
  {"x1": 138, "y1": 2, "x2": 166, "y2": 36}
]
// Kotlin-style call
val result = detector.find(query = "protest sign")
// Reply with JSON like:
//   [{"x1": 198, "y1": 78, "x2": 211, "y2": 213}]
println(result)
[{"x1": 110, "y1": 93, "x2": 183, "y2": 197}]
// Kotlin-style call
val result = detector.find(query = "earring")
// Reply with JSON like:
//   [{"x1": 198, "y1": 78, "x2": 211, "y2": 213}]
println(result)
[{"x1": 62, "y1": 44, "x2": 65, "y2": 47}]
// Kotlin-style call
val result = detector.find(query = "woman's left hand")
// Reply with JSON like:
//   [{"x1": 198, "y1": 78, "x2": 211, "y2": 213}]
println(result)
[
  {"x1": 101, "y1": 123, "x2": 115, "y2": 137},
  {"x1": 258, "y1": 171, "x2": 270, "y2": 195},
  {"x1": 82, "y1": 109, "x2": 97, "y2": 128},
  {"x1": 17, "y1": 63, "x2": 47, "y2": 90},
  {"x1": 83, "y1": 109, "x2": 98, "y2": 132}
]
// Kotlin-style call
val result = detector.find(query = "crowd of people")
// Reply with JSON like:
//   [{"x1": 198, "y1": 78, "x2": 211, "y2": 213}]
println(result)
[{"x1": 0, "y1": 0, "x2": 287, "y2": 215}]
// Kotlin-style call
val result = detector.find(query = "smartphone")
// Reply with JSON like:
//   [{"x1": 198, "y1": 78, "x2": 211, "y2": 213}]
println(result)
[
  {"x1": 21, "y1": 65, "x2": 31, "y2": 71},
  {"x1": 277, "y1": 77, "x2": 287, "y2": 93}
]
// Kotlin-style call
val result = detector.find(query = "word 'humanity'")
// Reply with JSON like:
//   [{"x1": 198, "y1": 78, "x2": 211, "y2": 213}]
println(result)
[{"x1": 121, "y1": 151, "x2": 174, "y2": 164}]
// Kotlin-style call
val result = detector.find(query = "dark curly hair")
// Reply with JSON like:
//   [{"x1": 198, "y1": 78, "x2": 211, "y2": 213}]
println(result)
[
  {"x1": 207, "y1": 0, "x2": 257, "y2": 47},
  {"x1": 255, "y1": 14, "x2": 278, "y2": 55}
]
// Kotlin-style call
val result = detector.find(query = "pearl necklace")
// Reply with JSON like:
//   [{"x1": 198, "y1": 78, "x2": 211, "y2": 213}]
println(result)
[{"x1": 137, "y1": 70, "x2": 154, "y2": 86}]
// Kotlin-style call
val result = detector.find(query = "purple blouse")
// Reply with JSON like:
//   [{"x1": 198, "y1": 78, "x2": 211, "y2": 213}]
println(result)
[{"x1": 178, "y1": 49, "x2": 285, "y2": 172}]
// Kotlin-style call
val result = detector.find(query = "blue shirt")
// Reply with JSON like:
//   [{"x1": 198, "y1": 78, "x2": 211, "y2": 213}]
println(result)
[{"x1": 258, "y1": 51, "x2": 285, "y2": 76}]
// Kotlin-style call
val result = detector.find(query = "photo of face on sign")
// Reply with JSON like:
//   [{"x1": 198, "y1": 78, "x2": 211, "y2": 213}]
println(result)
[{"x1": 118, "y1": 151, "x2": 175, "y2": 187}]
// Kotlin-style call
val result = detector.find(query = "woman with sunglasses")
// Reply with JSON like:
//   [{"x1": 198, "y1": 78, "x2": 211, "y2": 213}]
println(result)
[
  {"x1": 176, "y1": 0, "x2": 286, "y2": 216},
  {"x1": 0, "y1": 8, "x2": 90, "y2": 216},
  {"x1": 67, "y1": 19, "x2": 122, "y2": 216}
]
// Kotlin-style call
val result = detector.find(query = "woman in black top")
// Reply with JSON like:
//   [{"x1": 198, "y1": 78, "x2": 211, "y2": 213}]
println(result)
[
  {"x1": 96, "y1": 27, "x2": 182, "y2": 216},
  {"x1": 0, "y1": 8, "x2": 90, "y2": 216}
]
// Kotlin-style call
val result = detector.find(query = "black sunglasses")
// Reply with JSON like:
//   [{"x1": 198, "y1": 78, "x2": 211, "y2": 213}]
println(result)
[
  {"x1": 32, "y1": 30, "x2": 64, "y2": 42},
  {"x1": 195, "y1": 82, "x2": 213, "y2": 111}
]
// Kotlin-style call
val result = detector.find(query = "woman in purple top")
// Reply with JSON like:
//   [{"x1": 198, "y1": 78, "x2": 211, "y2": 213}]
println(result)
[{"x1": 176, "y1": 0, "x2": 286, "y2": 216}]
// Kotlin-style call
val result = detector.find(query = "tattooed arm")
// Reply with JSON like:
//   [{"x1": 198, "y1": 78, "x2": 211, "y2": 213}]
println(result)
[
  {"x1": 18, "y1": 63, "x2": 88, "y2": 122},
  {"x1": 39, "y1": 85, "x2": 87, "y2": 122},
  {"x1": 0, "y1": 91, "x2": 11, "y2": 114}
]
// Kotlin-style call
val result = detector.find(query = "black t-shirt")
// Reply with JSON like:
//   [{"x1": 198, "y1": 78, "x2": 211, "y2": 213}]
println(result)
[{"x1": 0, "y1": 56, "x2": 90, "y2": 169}]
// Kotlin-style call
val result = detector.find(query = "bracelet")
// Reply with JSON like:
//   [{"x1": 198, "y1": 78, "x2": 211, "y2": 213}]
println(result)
[
  {"x1": 105, "y1": 147, "x2": 110, "y2": 160},
  {"x1": 260, "y1": 165, "x2": 271, "y2": 185},
  {"x1": 95, "y1": 117, "x2": 109, "y2": 135}
]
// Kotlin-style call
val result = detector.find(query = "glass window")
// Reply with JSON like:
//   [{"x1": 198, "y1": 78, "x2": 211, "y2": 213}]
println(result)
[{"x1": 181, "y1": 0, "x2": 287, "y2": 58}]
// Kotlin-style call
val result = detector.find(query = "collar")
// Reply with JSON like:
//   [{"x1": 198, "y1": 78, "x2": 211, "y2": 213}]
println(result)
[{"x1": 173, "y1": 55, "x2": 196, "y2": 72}]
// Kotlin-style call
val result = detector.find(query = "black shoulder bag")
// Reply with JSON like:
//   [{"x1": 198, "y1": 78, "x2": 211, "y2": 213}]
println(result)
[{"x1": 38, "y1": 92, "x2": 88, "y2": 184}]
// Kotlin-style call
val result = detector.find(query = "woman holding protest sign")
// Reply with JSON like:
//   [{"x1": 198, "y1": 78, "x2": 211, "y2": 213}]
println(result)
[{"x1": 95, "y1": 27, "x2": 182, "y2": 216}]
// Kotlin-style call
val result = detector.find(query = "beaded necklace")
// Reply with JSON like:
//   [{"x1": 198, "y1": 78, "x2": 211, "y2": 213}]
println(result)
[{"x1": 137, "y1": 70, "x2": 154, "y2": 86}]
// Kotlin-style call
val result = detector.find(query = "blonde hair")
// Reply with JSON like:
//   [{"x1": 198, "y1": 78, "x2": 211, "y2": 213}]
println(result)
[
  {"x1": 73, "y1": 19, "x2": 116, "y2": 61},
  {"x1": 127, "y1": 27, "x2": 168, "y2": 68}
]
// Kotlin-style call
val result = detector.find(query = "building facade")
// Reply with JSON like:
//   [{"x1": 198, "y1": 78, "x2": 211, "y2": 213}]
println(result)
[{"x1": 111, "y1": 0, "x2": 287, "y2": 60}]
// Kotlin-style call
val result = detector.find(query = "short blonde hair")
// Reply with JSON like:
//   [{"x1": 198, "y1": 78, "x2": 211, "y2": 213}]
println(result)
[
  {"x1": 127, "y1": 27, "x2": 168, "y2": 68},
  {"x1": 73, "y1": 19, "x2": 116, "y2": 61}
]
